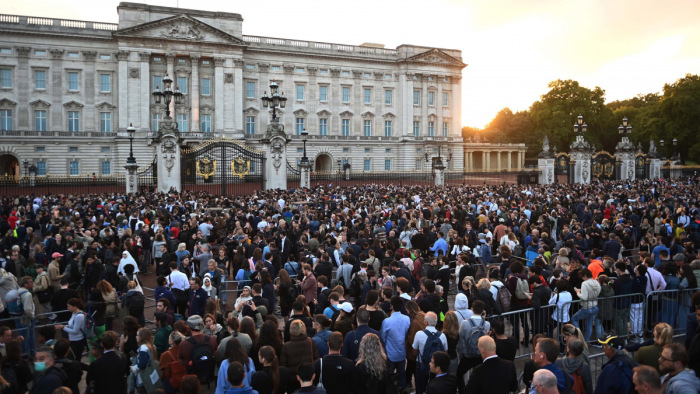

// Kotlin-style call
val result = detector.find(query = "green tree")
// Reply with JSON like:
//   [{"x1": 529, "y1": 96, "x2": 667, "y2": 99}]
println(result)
[
  {"x1": 656, "y1": 74, "x2": 700, "y2": 162},
  {"x1": 481, "y1": 108, "x2": 536, "y2": 152},
  {"x1": 528, "y1": 79, "x2": 614, "y2": 153},
  {"x1": 461, "y1": 126, "x2": 481, "y2": 140}
]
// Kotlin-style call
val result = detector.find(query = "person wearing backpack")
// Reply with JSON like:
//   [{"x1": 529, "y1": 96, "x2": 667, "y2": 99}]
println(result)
[
  {"x1": 178, "y1": 315, "x2": 217, "y2": 386},
  {"x1": 54, "y1": 298, "x2": 87, "y2": 361},
  {"x1": 411, "y1": 311, "x2": 447, "y2": 394},
  {"x1": 507, "y1": 261, "x2": 531, "y2": 346},
  {"x1": 555, "y1": 339, "x2": 592, "y2": 394},
  {"x1": 6, "y1": 276, "x2": 35, "y2": 358},
  {"x1": 455, "y1": 300, "x2": 490, "y2": 394}
]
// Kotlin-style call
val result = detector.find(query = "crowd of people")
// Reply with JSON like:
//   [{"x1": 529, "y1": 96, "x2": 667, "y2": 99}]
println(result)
[{"x1": 0, "y1": 177, "x2": 698, "y2": 393}]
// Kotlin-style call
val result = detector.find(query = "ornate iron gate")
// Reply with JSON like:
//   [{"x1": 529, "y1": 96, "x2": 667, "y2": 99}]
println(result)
[
  {"x1": 181, "y1": 138, "x2": 265, "y2": 196},
  {"x1": 137, "y1": 154, "x2": 157, "y2": 193},
  {"x1": 555, "y1": 153, "x2": 569, "y2": 176},
  {"x1": 635, "y1": 153, "x2": 647, "y2": 179},
  {"x1": 592, "y1": 151, "x2": 616, "y2": 181}
]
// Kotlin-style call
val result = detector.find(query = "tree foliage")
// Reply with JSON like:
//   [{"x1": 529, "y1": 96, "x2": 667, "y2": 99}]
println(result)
[{"x1": 474, "y1": 74, "x2": 700, "y2": 162}]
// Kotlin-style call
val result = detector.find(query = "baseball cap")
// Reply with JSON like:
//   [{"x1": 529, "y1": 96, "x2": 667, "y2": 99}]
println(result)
[
  {"x1": 339, "y1": 302, "x2": 353, "y2": 313},
  {"x1": 52, "y1": 252, "x2": 63, "y2": 259},
  {"x1": 598, "y1": 334, "x2": 625, "y2": 350}
]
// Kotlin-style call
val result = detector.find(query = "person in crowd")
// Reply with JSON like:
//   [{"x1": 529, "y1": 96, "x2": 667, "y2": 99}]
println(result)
[
  {"x1": 29, "y1": 347, "x2": 67, "y2": 394},
  {"x1": 128, "y1": 327, "x2": 158, "y2": 393},
  {"x1": 159, "y1": 331, "x2": 185, "y2": 394},
  {"x1": 555, "y1": 339, "x2": 593, "y2": 394},
  {"x1": 251, "y1": 345, "x2": 288, "y2": 394},
  {"x1": 658, "y1": 343, "x2": 700, "y2": 393},
  {"x1": 52, "y1": 338, "x2": 83, "y2": 394},
  {"x1": 632, "y1": 365, "x2": 662, "y2": 394},
  {"x1": 532, "y1": 369, "x2": 559, "y2": 394},
  {"x1": 217, "y1": 338, "x2": 256, "y2": 394},
  {"x1": 412, "y1": 312, "x2": 447, "y2": 394},
  {"x1": 53, "y1": 298, "x2": 86, "y2": 361},
  {"x1": 571, "y1": 268, "x2": 601, "y2": 342},
  {"x1": 312, "y1": 331, "x2": 356, "y2": 393},
  {"x1": 281, "y1": 319, "x2": 320, "y2": 390},
  {"x1": 178, "y1": 315, "x2": 217, "y2": 386},
  {"x1": 0, "y1": 338, "x2": 32, "y2": 394},
  {"x1": 634, "y1": 322, "x2": 673, "y2": 373},
  {"x1": 464, "y1": 336, "x2": 517, "y2": 394},
  {"x1": 341, "y1": 307, "x2": 379, "y2": 361},
  {"x1": 595, "y1": 335, "x2": 638, "y2": 394},
  {"x1": 533, "y1": 338, "x2": 570, "y2": 393},
  {"x1": 311, "y1": 314, "x2": 332, "y2": 358},
  {"x1": 356, "y1": 333, "x2": 392, "y2": 394},
  {"x1": 427, "y1": 350, "x2": 457, "y2": 394},
  {"x1": 380, "y1": 295, "x2": 411, "y2": 391}
]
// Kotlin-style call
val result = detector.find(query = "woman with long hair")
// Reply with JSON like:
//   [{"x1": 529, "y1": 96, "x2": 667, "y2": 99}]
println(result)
[
  {"x1": 239, "y1": 316, "x2": 258, "y2": 343},
  {"x1": 405, "y1": 300, "x2": 426, "y2": 387},
  {"x1": 120, "y1": 315, "x2": 142, "y2": 357},
  {"x1": 97, "y1": 280, "x2": 119, "y2": 330},
  {"x1": 54, "y1": 297, "x2": 87, "y2": 360},
  {"x1": 259, "y1": 271, "x2": 276, "y2": 316},
  {"x1": 216, "y1": 338, "x2": 256, "y2": 394},
  {"x1": 251, "y1": 346, "x2": 284, "y2": 394},
  {"x1": 159, "y1": 331, "x2": 185, "y2": 394},
  {"x1": 634, "y1": 322, "x2": 674, "y2": 373},
  {"x1": 203, "y1": 313, "x2": 223, "y2": 338},
  {"x1": 355, "y1": 333, "x2": 390, "y2": 393},
  {"x1": 276, "y1": 269, "x2": 293, "y2": 320},
  {"x1": 441, "y1": 311, "x2": 460, "y2": 374},
  {"x1": 130, "y1": 327, "x2": 158, "y2": 393},
  {"x1": 250, "y1": 320, "x2": 283, "y2": 370},
  {"x1": 214, "y1": 247, "x2": 229, "y2": 274},
  {"x1": 0, "y1": 339, "x2": 32, "y2": 394}
]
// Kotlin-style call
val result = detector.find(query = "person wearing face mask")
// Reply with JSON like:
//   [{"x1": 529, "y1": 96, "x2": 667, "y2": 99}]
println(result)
[{"x1": 29, "y1": 347, "x2": 67, "y2": 394}]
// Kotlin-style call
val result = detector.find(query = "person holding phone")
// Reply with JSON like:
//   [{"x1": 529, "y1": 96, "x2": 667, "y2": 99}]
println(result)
[{"x1": 548, "y1": 280, "x2": 572, "y2": 338}]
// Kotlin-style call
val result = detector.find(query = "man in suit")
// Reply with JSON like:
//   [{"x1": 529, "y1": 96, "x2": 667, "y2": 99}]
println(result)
[
  {"x1": 279, "y1": 230, "x2": 292, "y2": 266},
  {"x1": 427, "y1": 351, "x2": 456, "y2": 394},
  {"x1": 86, "y1": 331, "x2": 128, "y2": 394},
  {"x1": 313, "y1": 332, "x2": 357, "y2": 393},
  {"x1": 464, "y1": 336, "x2": 517, "y2": 394}
]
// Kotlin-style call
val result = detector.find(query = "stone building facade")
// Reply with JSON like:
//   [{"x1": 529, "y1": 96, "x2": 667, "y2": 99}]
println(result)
[{"x1": 0, "y1": 2, "x2": 466, "y2": 178}]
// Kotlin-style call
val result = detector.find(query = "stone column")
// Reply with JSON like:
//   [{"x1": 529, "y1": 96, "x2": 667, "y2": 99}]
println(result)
[
  {"x1": 214, "y1": 57, "x2": 225, "y2": 133},
  {"x1": 507, "y1": 151, "x2": 512, "y2": 170},
  {"x1": 434, "y1": 160, "x2": 446, "y2": 187},
  {"x1": 49, "y1": 49, "x2": 64, "y2": 130},
  {"x1": 139, "y1": 52, "x2": 150, "y2": 131},
  {"x1": 117, "y1": 50, "x2": 130, "y2": 131},
  {"x1": 451, "y1": 75, "x2": 462, "y2": 137},
  {"x1": 497, "y1": 151, "x2": 502, "y2": 171},
  {"x1": 401, "y1": 72, "x2": 413, "y2": 137},
  {"x1": 649, "y1": 158, "x2": 662, "y2": 179},
  {"x1": 538, "y1": 158, "x2": 555, "y2": 184},
  {"x1": 481, "y1": 152, "x2": 486, "y2": 171},
  {"x1": 82, "y1": 51, "x2": 97, "y2": 131},
  {"x1": 125, "y1": 162, "x2": 138, "y2": 194},
  {"x1": 223, "y1": 58, "x2": 235, "y2": 133},
  {"x1": 190, "y1": 55, "x2": 200, "y2": 132},
  {"x1": 260, "y1": 119, "x2": 289, "y2": 190},
  {"x1": 156, "y1": 120, "x2": 181, "y2": 193},
  {"x1": 15, "y1": 47, "x2": 30, "y2": 130},
  {"x1": 299, "y1": 160, "x2": 311, "y2": 189},
  {"x1": 233, "y1": 59, "x2": 244, "y2": 137}
]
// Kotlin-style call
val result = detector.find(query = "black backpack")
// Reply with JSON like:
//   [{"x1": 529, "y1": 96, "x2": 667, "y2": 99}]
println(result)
[
  {"x1": 186, "y1": 335, "x2": 215, "y2": 384},
  {"x1": 126, "y1": 291, "x2": 145, "y2": 317},
  {"x1": 419, "y1": 329, "x2": 445, "y2": 371}
]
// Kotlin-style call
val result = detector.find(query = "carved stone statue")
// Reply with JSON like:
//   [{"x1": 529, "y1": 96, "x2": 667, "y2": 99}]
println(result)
[
  {"x1": 649, "y1": 140, "x2": 657, "y2": 156},
  {"x1": 542, "y1": 136, "x2": 550, "y2": 153}
]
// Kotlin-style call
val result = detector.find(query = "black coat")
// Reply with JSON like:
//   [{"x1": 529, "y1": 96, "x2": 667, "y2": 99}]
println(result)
[
  {"x1": 427, "y1": 373, "x2": 457, "y2": 394},
  {"x1": 464, "y1": 357, "x2": 518, "y2": 394},
  {"x1": 86, "y1": 350, "x2": 129, "y2": 394},
  {"x1": 313, "y1": 354, "x2": 357, "y2": 394}
]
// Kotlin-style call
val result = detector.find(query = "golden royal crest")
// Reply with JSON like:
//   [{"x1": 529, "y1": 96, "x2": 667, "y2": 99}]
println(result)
[
  {"x1": 232, "y1": 157, "x2": 250, "y2": 178},
  {"x1": 196, "y1": 158, "x2": 216, "y2": 180}
]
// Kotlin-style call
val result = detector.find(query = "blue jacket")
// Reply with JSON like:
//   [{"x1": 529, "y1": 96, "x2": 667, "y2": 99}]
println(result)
[
  {"x1": 594, "y1": 352, "x2": 637, "y2": 394},
  {"x1": 189, "y1": 287, "x2": 209, "y2": 317},
  {"x1": 430, "y1": 238, "x2": 449, "y2": 257},
  {"x1": 341, "y1": 325, "x2": 380, "y2": 361},
  {"x1": 313, "y1": 329, "x2": 331, "y2": 357},
  {"x1": 154, "y1": 286, "x2": 176, "y2": 310}
]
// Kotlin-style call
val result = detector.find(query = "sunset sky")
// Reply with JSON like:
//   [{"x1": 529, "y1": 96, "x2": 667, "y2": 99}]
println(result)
[{"x1": 5, "y1": 0, "x2": 699, "y2": 128}]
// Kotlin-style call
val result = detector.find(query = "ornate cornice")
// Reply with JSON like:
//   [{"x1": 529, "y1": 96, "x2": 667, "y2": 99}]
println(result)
[
  {"x1": 352, "y1": 70, "x2": 363, "y2": 78},
  {"x1": 82, "y1": 51, "x2": 97, "y2": 62},
  {"x1": 63, "y1": 100, "x2": 84, "y2": 109},
  {"x1": 330, "y1": 68, "x2": 340, "y2": 77},
  {"x1": 116, "y1": 50, "x2": 130, "y2": 61},
  {"x1": 374, "y1": 72, "x2": 384, "y2": 80},
  {"x1": 233, "y1": 59, "x2": 244, "y2": 68},
  {"x1": 214, "y1": 57, "x2": 225, "y2": 67},
  {"x1": 29, "y1": 99, "x2": 51, "y2": 108},
  {"x1": 50, "y1": 49, "x2": 64, "y2": 59},
  {"x1": 307, "y1": 66, "x2": 317, "y2": 76},
  {"x1": 283, "y1": 64, "x2": 295, "y2": 74},
  {"x1": 190, "y1": 55, "x2": 201, "y2": 66},
  {"x1": 15, "y1": 47, "x2": 31, "y2": 58},
  {"x1": 258, "y1": 63, "x2": 269, "y2": 72}
]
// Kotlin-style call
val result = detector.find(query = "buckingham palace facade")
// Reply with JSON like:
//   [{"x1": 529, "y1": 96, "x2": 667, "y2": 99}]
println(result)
[{"x1": 0, "y1": 2, "x2": 466, "y2": 178}]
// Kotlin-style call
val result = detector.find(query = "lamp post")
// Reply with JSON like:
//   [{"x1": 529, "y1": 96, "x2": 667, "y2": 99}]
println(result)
[
  {"x1": 615, "y1": 116, "x2": 635, "y2": 180},
  {"x1": 127, "y1": 123, "x2": 136, "y2": 165},
  {"x1": 22, "y1": 159, "x2": 28, "y2": 177},
  {"x1": 124, "y1": 122, "x2": 138, "y2": 194},
  {"x1": 660, "y1": 139, "x2": 666, "y2": 160},
  {"x1": 261, "y1": 81, "x2": 287, "y2": 121},
  {"x1": 299, "y1": 128, "x2": 311, "y2": 189},
  {"x1": 152, "y1": 74, "x2": 183, "y2": 118},
  {"x1": 570, "y1": 114, "x2": 592, "y2": 184},
  {"x1": 672, "y1": 138, "x2": 679, "y2": 162}
]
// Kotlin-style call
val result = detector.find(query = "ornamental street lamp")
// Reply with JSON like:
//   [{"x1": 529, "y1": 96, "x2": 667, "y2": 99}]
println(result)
[
  {"x1": 300, "y1": 128, "x2": 309, "y2": 164},
  {"x1": 127, "y1": 123, "x2": 136, "y2": 165},
  {"x1": 152, "y1": 74, "x2": 183, "y2": 118},
  {"x1": 261, "y1": 81, "x2": 287, "y2": 121},
  {"x1": 573, "y1": 114, "x2": 587, "y2": 135},
  {"x1": 672, "y1": 138, "x2": 679, "y2": 161},
  {"x1": 660, "y1": 139, "x2": 666, "y2": 160},
  {"x1": 618, "y1": 117, "x2": 633, "y2": 135},
  {"x1": 22, "y1": 159, "x2": 28, "y2": 176}
]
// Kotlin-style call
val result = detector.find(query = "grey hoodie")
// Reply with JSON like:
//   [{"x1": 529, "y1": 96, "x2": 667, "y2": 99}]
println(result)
[
  {"x1": 454, "y1": 293, "x2": 473, "y2": 324},
  {"x1": 662, "y1": 369, "x2": 700, "y2": 394},
  {"x1": 556, "y1": 356, "x2": 593, "y2": 394}
]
